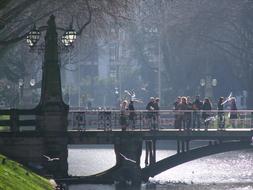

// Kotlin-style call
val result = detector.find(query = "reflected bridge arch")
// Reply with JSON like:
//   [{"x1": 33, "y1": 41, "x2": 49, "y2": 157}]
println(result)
[{"x1": 141, "y1": 141, "x2": 253, "y2": 181}]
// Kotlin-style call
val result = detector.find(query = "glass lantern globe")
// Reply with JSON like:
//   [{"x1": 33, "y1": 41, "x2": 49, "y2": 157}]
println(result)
[
  {"x1": 115, "y1": 87, "x2": 119, "y2": 95},
  {"x1": 30, "y1": 79, "x2": 36, "y2": 87},
  {"x1": 212, "y1": 79, "x2": 217, "y2": 87},
  {"x1": 61, "y1": 35, "x2": 71, "y2": 47},
  {"x1": 26, "y1": 25, "x2": 40, "y2": 47},
  {"x1": 200, "y1": 78, "x2": 205, "y2": 87},
  {"x1": 64, "y1": 29, "x2": 77, "y2": 44},
  {"x1": 18, "y1": 79, "x2": 24, "y2": 88}
]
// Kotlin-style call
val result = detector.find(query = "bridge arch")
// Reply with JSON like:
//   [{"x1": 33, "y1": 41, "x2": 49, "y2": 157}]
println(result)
[{"x1": 141, "y1": 141, "x2": 252, "y2": 181}]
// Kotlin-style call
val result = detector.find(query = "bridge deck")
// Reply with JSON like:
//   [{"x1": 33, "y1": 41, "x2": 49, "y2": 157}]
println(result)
[
  {"x1": 67, "y1": 129, "x2": 253, "y2": 144},
  {"x1": 0, "y1": 129, "x2": 252, "y2": 144}
]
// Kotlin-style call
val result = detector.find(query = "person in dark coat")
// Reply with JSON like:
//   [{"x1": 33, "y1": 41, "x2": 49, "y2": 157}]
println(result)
[
  {"x1": 128, "y1": 100, "x2": 136, "y2": 130},
  {"x1": 153, "y1": 97, "x2": 160, "y2": 130},
  {"x1": 229, "y1": 97, "x2": 238, "y2": 128},
  {"x1": 192, "y1": 95, "x2": 203, "y2": 130},
  {"x1": 202, "y1": 98, "x2": 212, "y2": 130},
  {"x1": 120, "y1": 100, "x2": 128, "y2": 131},
  {"x1": 173, "y1": 97, "x2": 181, "y2": 129},
  {"x1": 177, "y1": 97, "x2": 188, "y2": 130},
  {"x1": 217, "y1": 97, "x2": 225, "y2": 130},
  {"x1": 146, "y1": 97, "x2": 155, "y2": 130}
]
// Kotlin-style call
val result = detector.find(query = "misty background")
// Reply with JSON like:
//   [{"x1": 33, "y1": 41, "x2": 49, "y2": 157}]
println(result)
[{"x1": 0, "y1": 0, "x2": 252, "y2": 109}]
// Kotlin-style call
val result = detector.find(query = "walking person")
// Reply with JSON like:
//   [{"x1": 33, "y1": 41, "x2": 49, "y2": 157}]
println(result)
[
  {"x1": 128, "y1": 100, "x2": 136, "y2": 130},
  {"x1": 146, "y1": 97, "x2": 155, "y2": 130},
  {"x1": 177, "y1": 97, "x2": 188, "y2": 130},
  {"x1": 217, "y1": 97, "x2": 225, "y2": 130},
  {"x1": 192, "y1": 95, "x2": 203, "y2": 130},
  {"x1": 202, "y1": 98, "x2": 212, "y2": 130},
  {"x1": 173, "y1": 97, "x2": 181, "y2": 129},
  {"x1": 186, "y1": 96, "x2": 193, "y2": 130},
  {"x1": 120, "y1": 100, "x2": 128, "y2": 131},
  {"x1": 153, "y1": 97, "x2": 160, "y2": 130},
  {"x1": 229, "y1": 97, "x2": 238, "y2": 128}
]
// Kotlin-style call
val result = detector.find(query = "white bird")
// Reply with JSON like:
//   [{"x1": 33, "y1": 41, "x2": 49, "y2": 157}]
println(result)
[
  {"x1": 132, "y1": 98, "x2": 143, "y2": 103},
  {"x1": 131, "y1": 91, "x2": 136, "y2": 98},
  {"x1": 124, "y1": 89, "x2": 143, "y2": 103},
  {"x1": 124, "y1": 90, "x2": 132, "y2": 96},
  {"x1": 204, "y1": 116, "x2": 217, "y2": 123},
  {"x1": 141, "y1": 83, "x2": 149, "y2": 92},
  {"x1": 43, "y1": 155, "x2": 60, "y2": 162},
  {"x1": 221, "y1": 92, "x2": 233, "y2": 105},
  {"x1": 119, "y1": 153, "x2": 136, "y2": 163}
]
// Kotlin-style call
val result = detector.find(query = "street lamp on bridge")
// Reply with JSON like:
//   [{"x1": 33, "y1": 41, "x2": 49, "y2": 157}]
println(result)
[
  {"x1": 26, "y1": 23, "x2": 77, "y2": 49},
  {"x1": 200, "y1": 76, "x2": 217, "y2": 100},
  {"x1": 24, "y1": 15, "x2": 78, "y2": 177}
]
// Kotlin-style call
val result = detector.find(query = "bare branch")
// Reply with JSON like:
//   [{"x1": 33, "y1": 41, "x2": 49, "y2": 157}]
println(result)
[{"x1": 76, "y1": 0, "x2": 92, "y2": 36}]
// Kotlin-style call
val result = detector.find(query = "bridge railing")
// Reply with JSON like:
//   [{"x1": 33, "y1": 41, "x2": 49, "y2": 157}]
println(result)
[
  {"x1": 68, "y1": 109, "x2": 253, "y2": 131},
  {"x1": 0, "y1": 109, "x2": 36, "y2": 132}
]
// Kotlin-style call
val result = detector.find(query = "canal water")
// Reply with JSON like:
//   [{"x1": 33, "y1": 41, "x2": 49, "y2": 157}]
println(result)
[{"x1": 68, "y1": 141, "x2": 253, "y2": 190}]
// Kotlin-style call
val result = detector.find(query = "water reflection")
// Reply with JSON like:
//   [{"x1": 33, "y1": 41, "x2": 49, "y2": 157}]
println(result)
[
  {"x1": 68, "y1": 143, "x2": 253, "y2": 190},
  {"x1": 69, "y1": 183, "x2": 253, "y2": 190}
]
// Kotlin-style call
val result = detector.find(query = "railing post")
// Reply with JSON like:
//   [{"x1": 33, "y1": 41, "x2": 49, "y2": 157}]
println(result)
[
  {"x1": 10, "y1": 109, "x2": 19, "y2": 132},
  {"x1": 181, "y1": 140, "x2": 185, "y2": 152},
  {"x1": 186, "y1": 140, "x2": 189, "y2": 152},
  {"x1": 151, "y1": 139, "x2": 156, "y2": 164},
  {"x1": 177, "y1": 139, "x2": 180, "y2": 154}
]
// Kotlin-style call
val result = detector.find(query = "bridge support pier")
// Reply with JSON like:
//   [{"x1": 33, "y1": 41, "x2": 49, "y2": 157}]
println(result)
[
  {"x1": 177, "y1": 139, "x2": 190, "y2": 153},
  {"x1": 113, "y1": 137, "x2": 142, "y2": 185},
  {"x1": 186, "y1": 140, "x2": 189, "y2": 152},
  {"x1": 145, "y1": 140, "x2": 156, "y2": 166},
  {"x1": 181, "y1": 140, "x2": 185, "y2": 152},
  {"x1": 177, "y1": 140, "x2": 180, "y2": 154}
]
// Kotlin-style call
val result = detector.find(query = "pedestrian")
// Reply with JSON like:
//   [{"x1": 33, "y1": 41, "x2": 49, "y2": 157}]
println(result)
[
  {"x1": 192, "y1": 95, "x2": 203, "y2": 130},
  {"x1": 120, "y1": 100, "x2": 128, "y2": 131},
  {"x1": 146, "y1": 97, "x2": 155, "y2": 130},
  {"x1": 202, "y1": 98, "x2": 212, "y2": 130},
  {"x1": 229, "y1": 97, "x2": 238, "y2": 128},
  {"x1": 128, "y1": 100, "x2": 136, "y2": 130},
  {"x1": 153, "y1": 97, "x2": 160, "y2": 130},
  {"x1": 186, "y1": 96, "x2": 193, "y2": 130},
  {"x1": 177, "y1": 97, "x2": 188, "y2": 130},
  {"x1": 173, "y1": 96, "x2": 181, "y2": 129},
  {"x1": 217, "y1": 97, "x2": 225, "y2": 130}
]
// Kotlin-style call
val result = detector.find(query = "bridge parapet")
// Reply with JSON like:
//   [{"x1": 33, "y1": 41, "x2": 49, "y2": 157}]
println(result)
[
  {"x1": 68, "y1": 109, "x2": 253, "y2": 131},
  {"x1": 0, "y1": 109, "x2": 36, "y2": 132}
]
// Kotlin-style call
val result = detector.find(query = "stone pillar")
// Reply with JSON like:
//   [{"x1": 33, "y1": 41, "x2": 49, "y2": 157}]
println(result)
[
  {"x1": 113, "y1": 136, "x2": 142, "y2": 185},
  {"x1": 36, "y1": 15, "x2": 69, "y2": 177}
]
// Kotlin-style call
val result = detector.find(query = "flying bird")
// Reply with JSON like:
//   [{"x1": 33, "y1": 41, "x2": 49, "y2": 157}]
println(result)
[
  {"x1": 119, "y1": 153, "x2": 136, "y2": 163},
  {"x1": 124, "y1": 90, "x2": 132, "y2": 96},
  {"x1": 124, "y1": 89, "x2": 143, "y2": 103},
  {"x1": 221, "y1": 92, "x2": 233, "y2": 105},
  {"x1": 204, "y1": 116, "x2": 217, "y2": 123},
  {"x1": 43, "y1": 155, "x2": 60, "y2": 162}
]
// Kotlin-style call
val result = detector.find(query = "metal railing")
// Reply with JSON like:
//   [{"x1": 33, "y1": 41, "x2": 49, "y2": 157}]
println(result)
[
  {"x1": 68, "y1": 109, "x2": 253, "y2": 131},
  {"x1": 1, "y1": 109, "x2": 252, "y2": 132},
  {"x1": 0, "y1": 109, "x2": 36, "y2": 132}
]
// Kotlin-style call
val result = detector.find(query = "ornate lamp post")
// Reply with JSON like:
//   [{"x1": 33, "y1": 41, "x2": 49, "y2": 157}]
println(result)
[
  {"x1": 26, "y1": 22, "x2": 77, "y2": 49},
  {"x1": 25, "y1": 15, "x2": 78, "y2": 178},
  {"x1": 114, "y1": 87, "x2": 120, "y2": 109},
  {"x1": 18, "y1": 79, "x2": 24, "y2": 106}
]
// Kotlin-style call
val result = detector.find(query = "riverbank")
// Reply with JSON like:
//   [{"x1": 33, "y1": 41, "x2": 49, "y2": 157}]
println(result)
[{"x1": 0, "y1": 154, "x2": 54, "y2": 190}]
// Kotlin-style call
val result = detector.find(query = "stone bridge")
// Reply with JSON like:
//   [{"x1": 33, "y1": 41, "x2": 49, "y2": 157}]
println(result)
[{"x1": 0, "y1": 15, "x2": 252, "y2": 185}]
